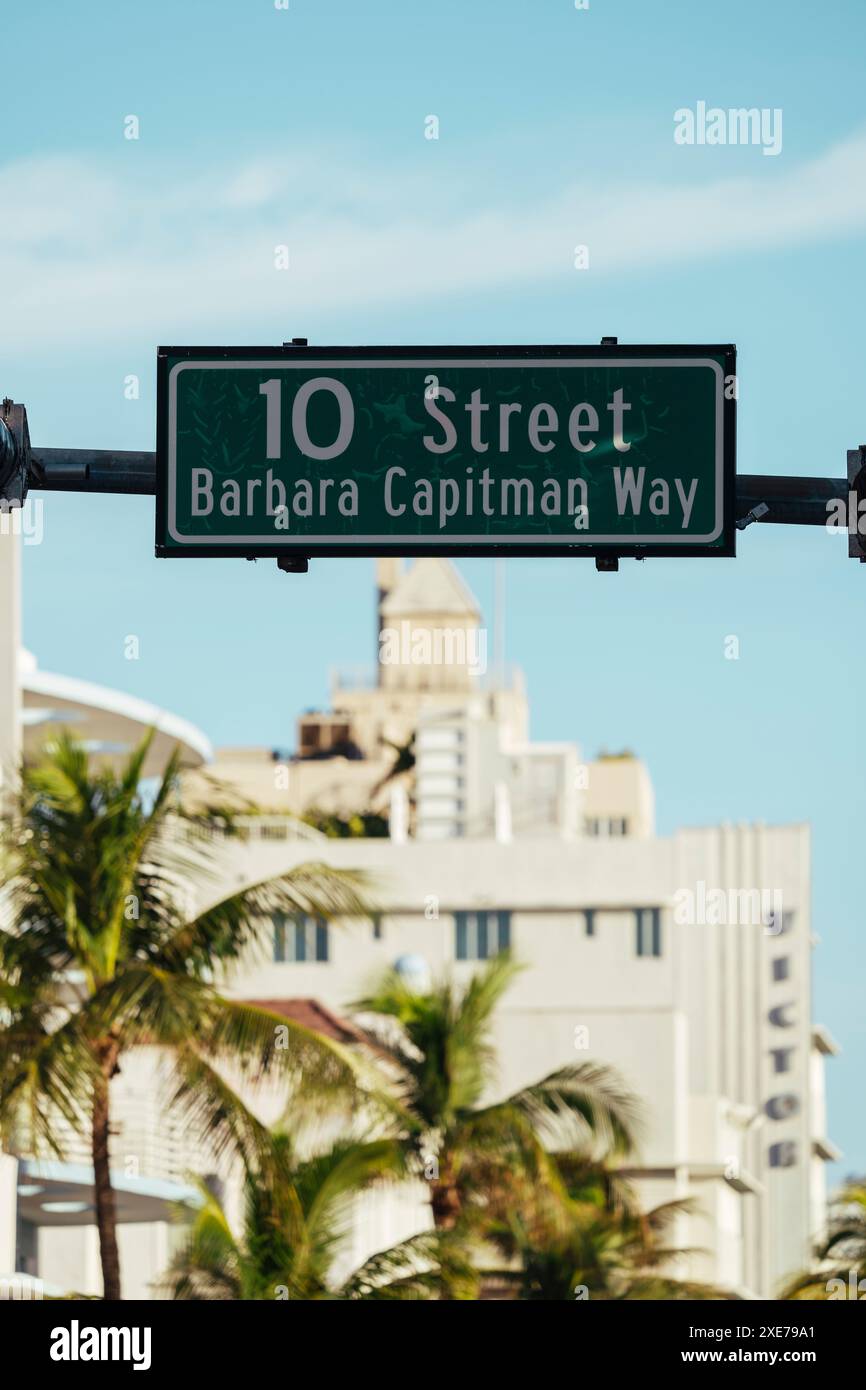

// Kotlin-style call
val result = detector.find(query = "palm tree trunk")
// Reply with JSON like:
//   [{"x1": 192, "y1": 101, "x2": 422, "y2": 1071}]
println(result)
[
  {"x1": 430, "y1": 1164, "x2": 462, "y2": 1301},
  {"x1": 431, "y1": 1159, "x2": 461, "y2": 1230},
  {"x1": 92, "y1": 1040, "x2": 121, "y2": 1300}
]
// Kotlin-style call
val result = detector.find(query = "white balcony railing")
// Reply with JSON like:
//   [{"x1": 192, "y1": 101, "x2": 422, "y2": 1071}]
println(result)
[
  {"x1": 21, "y1": 1085, "x2": 214, "y2": 1188},
  {"x1": 179, "y1": 815, "x2": 327, "y2": 847}
]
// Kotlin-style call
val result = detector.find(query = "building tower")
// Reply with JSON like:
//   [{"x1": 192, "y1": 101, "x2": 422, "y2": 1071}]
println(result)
[{"x1": 377, "y1": 556, "x2": 482, "y2": 694}]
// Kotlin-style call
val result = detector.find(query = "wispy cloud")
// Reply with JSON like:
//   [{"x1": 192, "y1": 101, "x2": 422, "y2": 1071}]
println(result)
[{"x1": 3, "y1": 131, "x2": 866, "y2": 347}]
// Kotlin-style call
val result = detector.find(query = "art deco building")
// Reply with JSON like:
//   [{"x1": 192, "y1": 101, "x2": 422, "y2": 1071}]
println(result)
[{"x1": 0, "y1": 534, "x2": 839, "y2": 1297}]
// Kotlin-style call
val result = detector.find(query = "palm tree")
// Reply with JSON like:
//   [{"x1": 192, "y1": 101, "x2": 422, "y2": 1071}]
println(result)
[
  {"x1": 369, "y1": 735, "x2": 415, "y2": 803},
  {"x1": 166, "y1": 1125, "x2": 476, "y2": 1300},
  {"x1": 353, "y1": 953, "x2": 640, "y2": 1231},
  {"x1": 782, "y1": 1182, "x2": 866, "y2": 1300},
  {"x1": 483, "y1": 1154, "x2": 733, "y2": 1300},
  {"x1": 0, "y1": 732, "x2": 375, "y2": 1301}
]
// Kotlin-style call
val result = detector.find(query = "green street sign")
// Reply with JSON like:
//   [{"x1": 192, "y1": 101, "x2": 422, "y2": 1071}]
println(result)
[{"x1": 156, "y1": 344, "x2": 736, "y2": 558}]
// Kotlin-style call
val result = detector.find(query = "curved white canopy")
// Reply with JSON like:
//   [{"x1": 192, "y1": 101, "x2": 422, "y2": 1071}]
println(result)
[{"x1": 21, "y1": 652, "x2": 211, "y2": 776}]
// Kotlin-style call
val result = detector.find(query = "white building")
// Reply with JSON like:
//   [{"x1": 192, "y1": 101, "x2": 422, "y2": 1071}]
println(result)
[
  {"x1": 0, "y1": 537, "x2": 839, "y2": 1298},
  {"x1": 0, "y1": 525, "x2": 212, "y2": 1299}
]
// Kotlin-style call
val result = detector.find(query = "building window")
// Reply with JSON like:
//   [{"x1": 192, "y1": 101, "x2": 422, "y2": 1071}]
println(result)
[
  {"x1": 455, "y1": 911, "x2": 511, "y2": 960},
  {"x1": 772, "y1": 956, "x2": 790, "y2": 982},
  {"x1": 584, "y1": 909, "x2": 596, "y2": 937},
  {"x1": 273, "y1": 914, "x2": 329, "y2": 962},
  {"x1": 585, "y1": 816, "x2": 629, "y2": 838},
  {"x1": 635, "y1": 908, "x2": 661, "y2": 957},
  {"x1": 372, "y1": 914, "x2": 384, "y2": 941}
]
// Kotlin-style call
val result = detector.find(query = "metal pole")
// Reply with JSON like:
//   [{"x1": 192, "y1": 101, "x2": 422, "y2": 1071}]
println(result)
[
  {"x1": 25, "y1": 453, "x2": 852, "y2": 527},
  {"x1": 735, "y1": 474, "x2": 847, "y2": 527},
  {"x1": 31, "y1": 448, "x2": 157, "y2": 495}
]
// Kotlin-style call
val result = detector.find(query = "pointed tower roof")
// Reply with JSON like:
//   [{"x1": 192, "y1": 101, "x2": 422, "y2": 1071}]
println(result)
[{"x1": 380, "y1": 557, "x2": 481, "y2": 619}]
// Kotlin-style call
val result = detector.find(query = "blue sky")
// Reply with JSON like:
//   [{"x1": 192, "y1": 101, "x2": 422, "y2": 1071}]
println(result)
[{"x1": 3, "y1": 0, "x2": 865, "y2": 1177}]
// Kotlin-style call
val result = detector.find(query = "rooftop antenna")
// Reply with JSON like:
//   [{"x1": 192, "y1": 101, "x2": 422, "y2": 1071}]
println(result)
[
  {"x1": 493, "y1": 557, "x2": 505, "y2": 687},
  {"x1": 376, "y1": 557, "x2": 402, "y2": 686}
]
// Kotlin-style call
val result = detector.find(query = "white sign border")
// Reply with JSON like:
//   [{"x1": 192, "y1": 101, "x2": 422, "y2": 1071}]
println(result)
[{"x1": 167, "y1": 357, "x2": 725, "y2": 546}]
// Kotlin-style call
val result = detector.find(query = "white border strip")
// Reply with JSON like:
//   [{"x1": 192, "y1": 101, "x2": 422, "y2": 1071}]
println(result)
[{"x1": 167, "y1": 358, "x2": 725, "y2": 546}]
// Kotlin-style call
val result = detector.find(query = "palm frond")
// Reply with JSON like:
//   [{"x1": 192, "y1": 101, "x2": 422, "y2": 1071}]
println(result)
[
  {"x1": 342, "y1": 1229, "x2": 477, "y2": 1301},
  {"x1": 298, "y1": 1138, "x2": 407, "y2": 1253},
  {"x1": 489, "y1": 1060, "x2": 642, "y2": 1158},
  {"x1": 146, "y1": 862, "x2": 373, "y2": 974},
  {"x1": 163, "y1": 1176, "x2": 243, "y2": 1301},
  {"x1": 0, "y1": 1007, "x2": 97, "y2": 1157},
  {"x1": 167, "y1": 1045, "x2": 276, "y2": 1173}
]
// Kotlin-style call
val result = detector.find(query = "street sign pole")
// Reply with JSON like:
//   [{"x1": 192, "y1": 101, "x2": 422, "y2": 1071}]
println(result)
[{"x1": 3, "y1": 342, "x2": 864, "y2": 567}]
